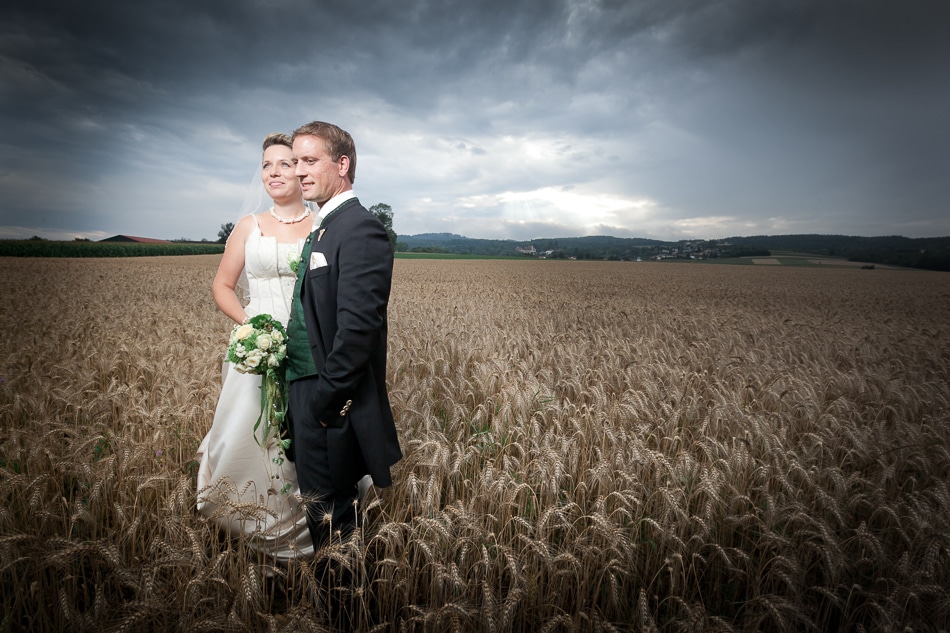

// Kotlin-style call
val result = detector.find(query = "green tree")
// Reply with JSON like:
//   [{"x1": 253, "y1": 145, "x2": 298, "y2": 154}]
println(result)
[
  {"x1": 217, "y1": 222, "x2": 235, "y2": 244},
  {"x1": 369, "y1": 203, "x2": 397, "y2": 247}
]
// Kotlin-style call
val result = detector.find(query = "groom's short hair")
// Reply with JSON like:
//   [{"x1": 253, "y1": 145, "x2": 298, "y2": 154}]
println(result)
[{"x1": 292, "y1": 121, "x2": 357, "y2": 185}]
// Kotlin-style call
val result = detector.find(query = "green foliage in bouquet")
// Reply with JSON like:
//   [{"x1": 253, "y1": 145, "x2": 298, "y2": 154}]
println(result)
[{"x1": 226, "y1": 314, "x2": 291, "y2": 477}]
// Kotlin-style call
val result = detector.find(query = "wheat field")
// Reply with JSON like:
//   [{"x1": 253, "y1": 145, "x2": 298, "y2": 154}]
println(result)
[{"x1": 1, "y1": 255, "x2": 948, "y2": 632}]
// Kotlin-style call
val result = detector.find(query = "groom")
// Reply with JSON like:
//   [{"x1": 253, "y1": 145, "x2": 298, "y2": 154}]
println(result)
[{"x1": 284, "y1": 120, "x2": 402, "y2": 550}]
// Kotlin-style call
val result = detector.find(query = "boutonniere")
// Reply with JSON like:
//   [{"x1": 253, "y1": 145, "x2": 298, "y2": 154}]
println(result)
[
  {"x1": 288, "y1": 252, "x2": 302, "y2": 274},
  {"x1": 317, "y1": 228, "x2": 326, "y2": 242}
]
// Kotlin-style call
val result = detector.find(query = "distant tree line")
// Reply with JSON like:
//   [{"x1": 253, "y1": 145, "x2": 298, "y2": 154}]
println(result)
[
  {"x1": 397, "y1": 233, "x2": 950, "y2": 271},
  {"x1": 725, "y1": 235, "x2": 950, "y2": 271}
]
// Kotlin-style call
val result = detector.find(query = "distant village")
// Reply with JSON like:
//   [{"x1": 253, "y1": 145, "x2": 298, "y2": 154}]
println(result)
[{"x1": 514, "y1": 241, "x2": 732, "y2": 261}]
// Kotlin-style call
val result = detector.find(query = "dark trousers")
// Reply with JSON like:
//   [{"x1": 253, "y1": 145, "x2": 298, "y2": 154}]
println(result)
[{"x1": 288, "y1": 377, "x2": 360, "y2": 550}]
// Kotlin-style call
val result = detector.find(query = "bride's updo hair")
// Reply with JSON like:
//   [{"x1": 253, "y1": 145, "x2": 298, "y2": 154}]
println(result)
[{"x1": 262, "y1": 132, "x2": 293, "y2": 151}]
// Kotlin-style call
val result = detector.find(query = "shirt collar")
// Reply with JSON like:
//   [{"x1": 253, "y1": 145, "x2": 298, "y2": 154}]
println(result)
[{"x1": 316, "y1": 190, "x2": 357, "y2": 224}]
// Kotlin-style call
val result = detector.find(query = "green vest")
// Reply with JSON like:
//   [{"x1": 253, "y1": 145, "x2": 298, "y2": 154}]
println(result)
[
  {"x1": 284, "y1": 197, "x2": 355, "y2": 382},
  {"x1": 285, "y1": 229, "x2": 318, "y2": 382}
]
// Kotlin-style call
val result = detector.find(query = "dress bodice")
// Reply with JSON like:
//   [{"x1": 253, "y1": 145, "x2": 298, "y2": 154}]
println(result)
[{"x1": 242, "y1": 216, "x2": 307, "y2": 325}]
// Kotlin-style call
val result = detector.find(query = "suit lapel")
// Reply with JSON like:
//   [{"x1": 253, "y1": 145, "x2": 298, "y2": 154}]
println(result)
[{"x1": 315, "y1": 198, "x2": 358, "y2": 242}]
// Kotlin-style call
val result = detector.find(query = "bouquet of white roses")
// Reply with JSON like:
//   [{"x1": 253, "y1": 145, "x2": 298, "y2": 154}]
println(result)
[{"x1": 227, "y1": 314, "x2": 291, "y2": 456}]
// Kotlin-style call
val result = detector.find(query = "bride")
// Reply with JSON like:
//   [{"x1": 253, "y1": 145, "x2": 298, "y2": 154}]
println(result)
[{"x1": 196, "y1": 132, "x2": 315, "y2": 562}]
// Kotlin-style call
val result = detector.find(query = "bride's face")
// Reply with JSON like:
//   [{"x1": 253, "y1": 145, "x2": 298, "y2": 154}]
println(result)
[{"x1": 261, "y1": 144, "x2": 301, "y2": 202}]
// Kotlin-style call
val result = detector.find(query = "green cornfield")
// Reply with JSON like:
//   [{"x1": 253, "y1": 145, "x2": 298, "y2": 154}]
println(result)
[{"x1": 0, "y1": 241, "x2": 224, "y2": 258}]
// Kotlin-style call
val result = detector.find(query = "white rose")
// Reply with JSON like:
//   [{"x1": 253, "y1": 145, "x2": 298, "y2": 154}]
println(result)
[
  {"x1": 271, "y1": 330, "x2": 284, "y2": 344},
  {"x1": 257, "y1": 334, "x2": 273, "y2": 351},
  {"x1": 235, "y1": 324, "x2": 254, "y2": 340},
  {"x1": 245, "y1": 350, "x2": 263, "y2": 369},
  {"x1": 267, "y1": 354, "x2": 280, "y2": 367}
]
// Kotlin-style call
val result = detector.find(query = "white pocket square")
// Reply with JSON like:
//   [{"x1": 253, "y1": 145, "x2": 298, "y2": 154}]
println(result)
[{"x1": 310, "y1": 252, "x2": 328, "y2": 269}]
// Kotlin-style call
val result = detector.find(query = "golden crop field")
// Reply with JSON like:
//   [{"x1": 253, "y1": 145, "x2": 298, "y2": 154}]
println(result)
[{"x1": 1, "y1": 256, "x2": 948, "y2": 632}]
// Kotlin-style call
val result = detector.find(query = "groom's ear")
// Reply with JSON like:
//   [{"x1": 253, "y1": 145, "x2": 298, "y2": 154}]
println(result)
[{"x1": 337, "y1": 154, "x2": 350, "y2": 179}]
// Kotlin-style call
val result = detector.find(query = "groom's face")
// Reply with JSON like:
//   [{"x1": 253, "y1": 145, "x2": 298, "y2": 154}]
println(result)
[{"x1": 293, "y1": 135, "x2": 349, "y2": 207}]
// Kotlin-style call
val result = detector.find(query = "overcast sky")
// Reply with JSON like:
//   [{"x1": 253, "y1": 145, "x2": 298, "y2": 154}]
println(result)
[{"x1": 2, "y1": 0, "x2": 948, "y2": 242}]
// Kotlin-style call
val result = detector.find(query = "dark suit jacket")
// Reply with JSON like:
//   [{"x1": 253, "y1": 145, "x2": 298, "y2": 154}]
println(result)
[{"x1": 296, "y1": 198, "x2": 402, "y2": 489}]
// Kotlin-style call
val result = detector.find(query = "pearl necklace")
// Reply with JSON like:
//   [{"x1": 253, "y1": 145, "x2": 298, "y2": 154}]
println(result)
[{"x1": 269, "y1": 207, "x2": 311, "y2": 224}]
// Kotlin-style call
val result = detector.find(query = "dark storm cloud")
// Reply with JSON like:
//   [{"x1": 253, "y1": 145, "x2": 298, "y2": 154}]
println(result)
[
  {"x1": 1, "y1": 0, "x2": 948, "y2": 240},
  {"x1": 647, "y1": 1, "x2": 950, "y2": 234}
]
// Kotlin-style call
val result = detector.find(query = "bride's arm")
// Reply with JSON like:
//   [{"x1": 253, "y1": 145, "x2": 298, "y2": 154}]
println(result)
[{"x1": 212, "y1": 215, "x2": 255, "y2": 324}]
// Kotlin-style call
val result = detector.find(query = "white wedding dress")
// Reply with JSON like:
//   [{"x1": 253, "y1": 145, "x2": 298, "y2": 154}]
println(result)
[{"x1": 197, "y1": 215, "x2": 314, "y2": 562}]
